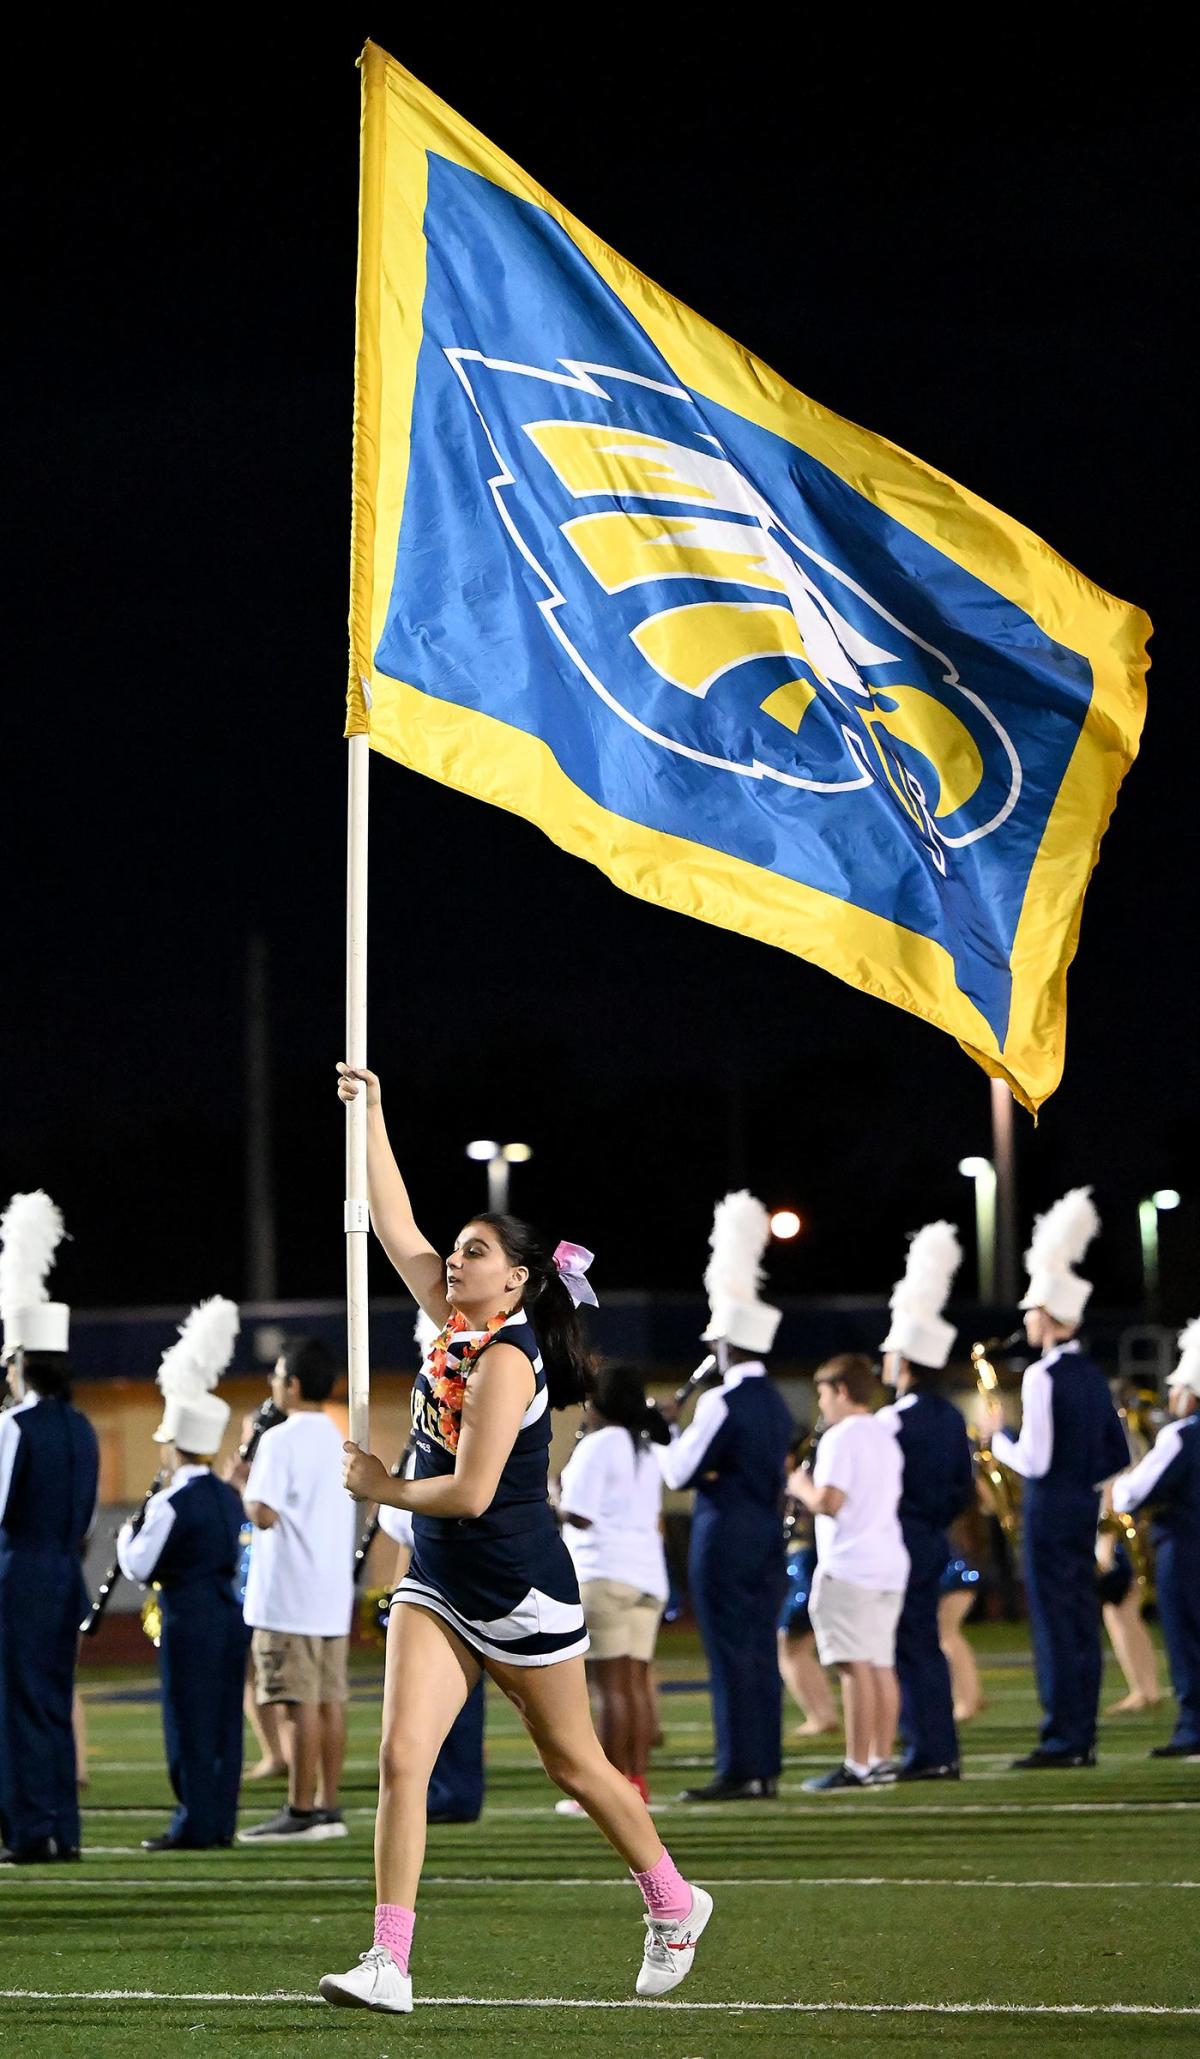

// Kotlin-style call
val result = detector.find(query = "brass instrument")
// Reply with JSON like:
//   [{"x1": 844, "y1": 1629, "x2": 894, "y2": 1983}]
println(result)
[
  {"x1": 970, "y1": 1333, "x2": 1023, "y2": 1542},
  {"x1": 1100, "y1": 1385, "x2": 1161, "y2": 1602}
]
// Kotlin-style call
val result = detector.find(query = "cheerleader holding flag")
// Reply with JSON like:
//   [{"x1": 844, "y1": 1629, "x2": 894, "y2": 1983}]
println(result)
[
  {"x1": 117, "y1": 1297, "x2": 248, "y2": 1850},
  {"x1": 323, "y1": 1064, "x2": 712, "y2": 2017},
  {"x1": 0, "y1": 1192, "x2": 99, "y2": 1864}
]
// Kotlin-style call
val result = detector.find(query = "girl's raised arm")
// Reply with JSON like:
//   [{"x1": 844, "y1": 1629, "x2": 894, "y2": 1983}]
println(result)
[{"x1": 336, "y1": 1064, "x2": 449, "y2": 1325}]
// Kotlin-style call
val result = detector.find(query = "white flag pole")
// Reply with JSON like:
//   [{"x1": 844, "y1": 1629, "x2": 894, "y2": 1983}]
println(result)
[{"x1": 345, "y1": 730, "x2": 371, "y2": 1457}]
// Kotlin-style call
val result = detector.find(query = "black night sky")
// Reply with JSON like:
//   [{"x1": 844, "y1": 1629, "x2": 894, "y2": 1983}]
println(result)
[{"x1": 5, "y1": 30, "x2": 1194, "y2": 1320}]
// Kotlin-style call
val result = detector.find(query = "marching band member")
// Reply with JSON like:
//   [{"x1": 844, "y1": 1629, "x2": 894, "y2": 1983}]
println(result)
[
  {"x1": 321, "y1": 1064, "x2": 711, "y2": 2017},
  {"x1": 0, "y1": 1192, "x2": 98, "y2": 1865},
  {"x1": 1112, "y1": 1318, "x2": 1200, "y2": 1760},
  {"x1": 116, "y1": 1298, "x2": 247, "y2": 1850},
  {"x1": 879, "y1": 1223, "x2": 975, "y2": 1781},
  {"x1": 792, "y1": 1354, "x2": 908, "y2": 1790},
  {"x1": 986, "y1": 1188, "x2": 1128, "y2": 1769},
  {"x1": 558, "y1": 1360, "x2": 669, "y2": 1806},
  {"x1": 656, "y1": 1192, "x2": 793, "y2": 1802}
]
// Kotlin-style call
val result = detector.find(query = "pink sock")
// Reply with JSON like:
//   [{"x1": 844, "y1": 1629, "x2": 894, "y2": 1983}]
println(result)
[
  {"x1": 632, "y1": 1849, "x2": 692, "y2": 1923},
  {"x1": 373, "y1": 1903, "x2": 415, "y2": 1975}
]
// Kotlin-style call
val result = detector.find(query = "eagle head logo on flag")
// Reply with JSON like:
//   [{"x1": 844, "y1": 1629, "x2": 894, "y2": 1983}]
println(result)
[{"x1": 350, "y1": 46, "x2": 1149, "y2": 1112}]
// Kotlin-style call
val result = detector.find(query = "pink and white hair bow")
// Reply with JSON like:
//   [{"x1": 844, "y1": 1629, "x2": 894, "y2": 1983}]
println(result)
[{"x1": 553, "y1": 1241, "x2": 598, "y2": 1309}]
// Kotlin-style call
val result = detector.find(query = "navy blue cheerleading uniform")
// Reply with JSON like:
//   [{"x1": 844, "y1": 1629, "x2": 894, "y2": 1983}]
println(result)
[
  {"x1": 994, "y1": 1340, "x2": 1129, "y2": 1759},
  {"x1": 886, "y1": 1392, "x2": 975, "y2": 1773},
  {"x1": 118, "y1": 1465, "x2": 249, "y2": 1847},
  {"x1": 391, "y1": 1310, "x2": 588, "y2": 1667},
  {"x1": 1114, "y1": 1414, "x2": 1200, "y2": 1752},
  {"x1": 0, "y1": 1392, "x2": 99, "y2": 1858}
]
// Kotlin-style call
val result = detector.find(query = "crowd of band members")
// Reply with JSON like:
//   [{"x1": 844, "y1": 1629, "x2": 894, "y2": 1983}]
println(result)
[{"x1": 3, "y1": 1289, "x2": 1199, "y2": 1861}]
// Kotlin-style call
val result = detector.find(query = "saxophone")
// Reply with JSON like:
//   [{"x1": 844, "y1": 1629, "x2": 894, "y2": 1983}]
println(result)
[
  {"x1": 1099, "y1": 1387, "x2": 1160, "y2": 1601},
  {"x1": 970, "y1": 1334, "x2": 1023, "y2": 1542}
]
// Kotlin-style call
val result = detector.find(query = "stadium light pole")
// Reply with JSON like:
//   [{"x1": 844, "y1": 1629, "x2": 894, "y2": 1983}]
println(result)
[
  {"x1": 1139, "y1": 1188, "x2": 1181, "y2": 1318},
  {"x1": 959, "y1": 1155, "x2": 997, "y2": 1303},
  {"x1": 466, "y1": 1139, "x2": 533, "y2": 1214}
]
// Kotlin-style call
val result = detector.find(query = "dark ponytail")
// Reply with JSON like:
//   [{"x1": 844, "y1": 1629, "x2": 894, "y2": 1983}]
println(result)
[
  {"x1": 474, "y1": 1213, "x2": 592, "y2": 1410},
  {"x1": 591, "y1": 1361, "x2": 655, "y2": 1453}
]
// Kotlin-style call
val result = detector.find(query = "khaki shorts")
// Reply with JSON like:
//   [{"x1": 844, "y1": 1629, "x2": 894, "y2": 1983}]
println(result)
[
  {"x1": 579, "y1": 1578, "x2": 664, "y2": 1663},
  {"x1": 809, "y1": 1568, "x2": 904, "y2": 1668},
  {"x1": 252, "y1": 1629, "x2": 350, "y2": 1706}
]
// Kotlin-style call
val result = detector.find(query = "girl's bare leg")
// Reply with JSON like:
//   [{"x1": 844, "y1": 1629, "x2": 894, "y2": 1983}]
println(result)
[
  {"x1": 587, "y1": 1655, "x2": 634, "y2": 1773},
  {"x1": 487, "y1": 1653, "x2": 662, "y2": 1872},
  {"x1": 376, "y1": 1605, "x2": 480, "y2": 1907},
  {"x1": 244, "y1": 1660, "x2": 289, "y2": 1777},
  {"x1": 1104, "y1": 1590, "x2": 1162, "y2": 1711},
  {"x1": 938, "y1": 1590, "x2": 984, "y2": 1721},
  {"x1": 777, "y1": 1629, "x2": 837, "y2": 1734},
  {"x1": 629, "y1": 1659, "x2": 656, "y2": 1780}
]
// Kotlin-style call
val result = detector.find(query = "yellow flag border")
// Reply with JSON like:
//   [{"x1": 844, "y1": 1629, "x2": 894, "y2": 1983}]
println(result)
[{"x1": 348, "y1": 42, "x2": 1150, "y2": 1111}]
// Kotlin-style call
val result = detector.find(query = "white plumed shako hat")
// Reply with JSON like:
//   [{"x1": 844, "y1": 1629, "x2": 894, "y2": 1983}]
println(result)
[
  {"x1": 1, "y1": 1190, "x2": 70, "y2": 1358},
  {"x1": 1020, "y1": 1187, "x2": 1099, "y2": 1326},
  {"x1": 881, "y1": 1221, "x2": 962, "y2": 1370},
  {"x1": 701, "y1": 1191, "x2": 782, "y2": 1355},
  {"x1": 1167, "y1": 1317, "x2": 1200, "y2": 1399},
  {"x1": 153, "y1": 1296, "x2": 240, "y2": 1454}
]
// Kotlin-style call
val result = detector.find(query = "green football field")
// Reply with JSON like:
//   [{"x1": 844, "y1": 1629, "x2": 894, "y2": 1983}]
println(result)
[{"x1": 2, "y1": 1625, "x2": 1197, "y2": 2056}]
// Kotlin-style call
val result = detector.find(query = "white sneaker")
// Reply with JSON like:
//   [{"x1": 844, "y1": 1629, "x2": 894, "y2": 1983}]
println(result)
[
  {"x1": 636, "y1": 1885, "x2": 714, "y2": 1997},
  {"x1": 554, "y1": 1797, "x2": 587, "y2": 1816},
  {"x1": 318, "y1": 1944, "x2": 413, "y2": 2013}
]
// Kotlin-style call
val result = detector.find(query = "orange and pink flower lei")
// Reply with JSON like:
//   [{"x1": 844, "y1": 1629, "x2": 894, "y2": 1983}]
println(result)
[{"x1": 426, "y1": 1310, "x2": 510, "y2": 1453}]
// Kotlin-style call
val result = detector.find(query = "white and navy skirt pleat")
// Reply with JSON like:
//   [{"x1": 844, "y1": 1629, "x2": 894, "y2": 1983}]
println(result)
[{"x1": 391, "y1": 1503, "x2": 589, "y2": 1668}]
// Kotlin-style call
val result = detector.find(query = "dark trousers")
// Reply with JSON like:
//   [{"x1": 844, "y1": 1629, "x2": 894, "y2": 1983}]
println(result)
[
  {"x1": 896, "y1": 1530, "x2": 959, "y2": 1771},
  {"x1": 1024, "y1": 1498, "x2": 1102, "y2": 1758},
  {"x1": 1156, "y1": 1538, "x2": 1200, "y2": 1750},
  {"x1": 690, "y1": 1505, "x2": 783, "y2": 1782},
  {"x1": 428, "y1": 1676, "x2": 485, "y2": 1820},
  {"x1": 159, "y1": 1592, "x2": 249, "y2": 1847},
  {"x1": 0, "y1": 1548, "x2": 82, "y2": 1856}
]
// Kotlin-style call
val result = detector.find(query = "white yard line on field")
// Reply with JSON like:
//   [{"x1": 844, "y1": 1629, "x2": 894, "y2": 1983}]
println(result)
[{"x1": 0, "y1": 1990, "x2": 1197, "y2": 2017}]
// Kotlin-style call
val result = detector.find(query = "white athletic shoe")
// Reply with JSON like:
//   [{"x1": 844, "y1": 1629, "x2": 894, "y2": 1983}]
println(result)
[
  {"x1": 554, "y1": 1797, "x2": 587, "y2": 1816},
  {"x1": 318, "y1": 1944, "x2": 413, "y2": 2013},
  {"x1": 636, "y1": 1885, "x2": 714, "y2": 1997}
]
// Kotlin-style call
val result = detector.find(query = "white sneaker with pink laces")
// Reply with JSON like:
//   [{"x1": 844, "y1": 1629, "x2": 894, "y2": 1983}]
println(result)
[{"x1": 636, "y1": 1885, "x2": 714, "y2": 1997}]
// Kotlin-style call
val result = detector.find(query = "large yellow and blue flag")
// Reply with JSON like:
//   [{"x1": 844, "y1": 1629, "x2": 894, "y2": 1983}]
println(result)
[{"x1": 348, "y1": 43, "x2": 1150, "y2": 1112}]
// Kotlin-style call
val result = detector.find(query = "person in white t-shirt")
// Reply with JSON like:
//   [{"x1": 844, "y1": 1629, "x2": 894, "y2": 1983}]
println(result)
[
  {"x1": 558, "y1": 1364, "x2": 669, "y2": 1808},
  {"x1": 238, "y1": 1338, "x2": 356, "y2": 1843},
  {"x1": 788, "y1": 1353, "x2": 908, "y2": 1792}
]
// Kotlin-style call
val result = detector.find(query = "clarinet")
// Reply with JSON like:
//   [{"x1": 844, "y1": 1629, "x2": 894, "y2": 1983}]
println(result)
[
  {"x1": 239, "y1": 1397, "x2": 288, "y2": 1466},
  {"x1": 353, "y1": 1438, "x2": 414, "y2": 1584},
  {"x1": 79, "y1": 1471, "x2": 165, "y2": 1636}
]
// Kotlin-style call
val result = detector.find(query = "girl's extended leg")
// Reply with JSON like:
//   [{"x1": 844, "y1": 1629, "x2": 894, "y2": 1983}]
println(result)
[
  {"x1": 376, "y1": 1604, "x2": 480, "y2": 1907},
  {"x1": 487, "y1": 1652, "x2": 711, "y2": 1997},
  {"x1": 488, "y1": 1653, "x2": 661, "y2": 1871}
]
